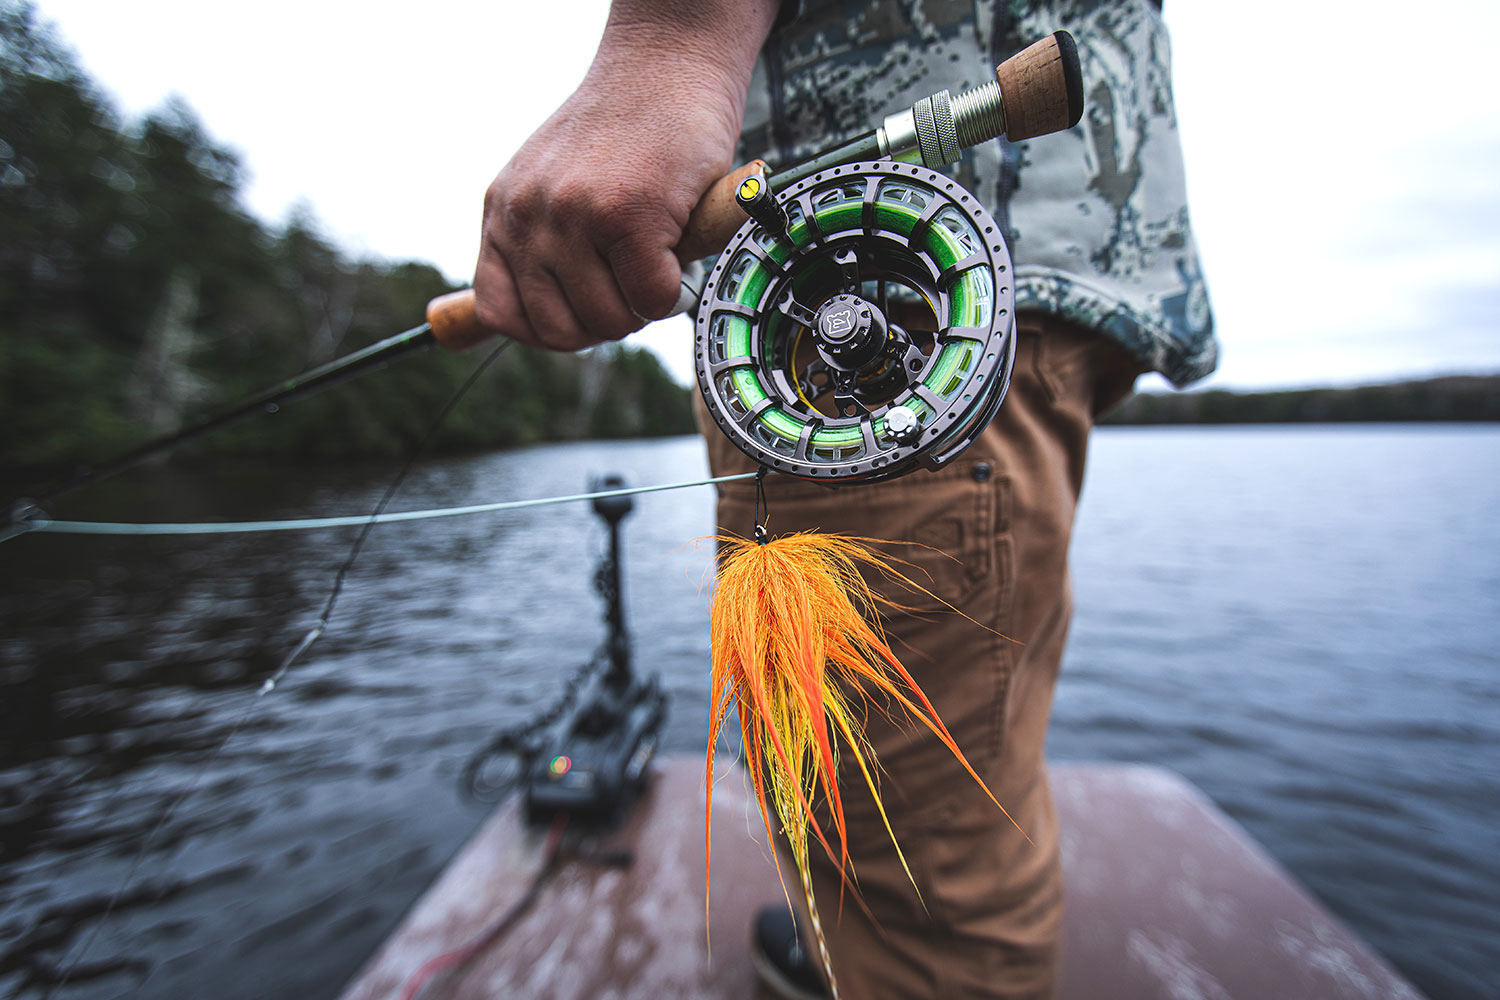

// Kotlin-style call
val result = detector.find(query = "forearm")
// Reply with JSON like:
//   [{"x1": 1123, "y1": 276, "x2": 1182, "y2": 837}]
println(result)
[
  {"x1": 471, "y1": 0, "x2": 780, "y2": 352},
  {"x1": 595, "y1": 0, "x2": 780, "y2": 96}
]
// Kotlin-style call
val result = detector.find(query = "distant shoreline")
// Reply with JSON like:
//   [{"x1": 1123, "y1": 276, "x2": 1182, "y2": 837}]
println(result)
[
  {"x1": 7, "y1": 376, "x2": 1497, "y2": 492},
  {"x1": 1104, "y1": 374, "x2": 1500, "y2": 425}
]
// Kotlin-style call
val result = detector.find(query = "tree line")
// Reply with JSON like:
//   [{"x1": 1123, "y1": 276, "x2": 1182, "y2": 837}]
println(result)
[
  {"x1": 1103, "y1": 374, "x2": 1500, "y2": 426},
  {"x1": 4, "y1": 1, "x2": 1491, "y2": 493},
  {"x1": 0, "y1": 3, "x2": 696, "y2": 485}
]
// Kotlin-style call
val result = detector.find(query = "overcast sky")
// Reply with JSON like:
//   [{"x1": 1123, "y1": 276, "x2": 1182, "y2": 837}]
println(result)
[{"x1": 28, "y1": 0, "x2": 1500, "y2": 391}]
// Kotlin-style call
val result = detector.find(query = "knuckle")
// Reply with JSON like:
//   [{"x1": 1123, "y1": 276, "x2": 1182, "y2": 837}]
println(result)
[
  {"x1": 538, "y1": 329, "x2": 585, "y2": 353},
  {"x1": 591, "y1": 206, "x2": 640, "y2": 251},
  {"x1": 593, "y1": 309, "x2": 642, "y2": 342},
  {"x1": 473, "y1": 295, "x2": 506, "y2": 333},
  {"x1": 620, "y1": 261, "x2": 679, "y2": 320},
  {"x1": 550, "y1": 177, "x2": 596, "y2": 222},
  {"x1": 498, "y1": 186, "x2": 545, "y2": 241},
  {"x1": 592, "y1": 191, "x2": 664, "y2": 251},
  {"x1": 515, "y1": 282, "x2": 584, "y2": 351},
  {"x1": 603, "y1": 230, "x2": 679, "y2": 319},
  {"x1": 472, "y1": 265, "x2": 527, "y2": 341},
  {"x1": 482, "y1": 177, "x2": 503, "y2": 214}
]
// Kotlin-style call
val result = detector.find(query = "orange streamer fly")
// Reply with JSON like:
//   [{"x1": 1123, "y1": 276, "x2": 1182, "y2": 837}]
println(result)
[{"x1": 704, "y1": 531, "x2": 1020, "y2": 968}]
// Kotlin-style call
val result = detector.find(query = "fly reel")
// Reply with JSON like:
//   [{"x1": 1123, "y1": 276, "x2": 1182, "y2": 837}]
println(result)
[{"x1": 694, "y1": 161, "x2": 1015, "y2": 483}]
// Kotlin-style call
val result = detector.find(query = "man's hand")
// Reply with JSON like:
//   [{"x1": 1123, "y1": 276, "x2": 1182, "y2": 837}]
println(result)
[{"x1": 474, "y1": 2, "x2": 778, "y2": 352}]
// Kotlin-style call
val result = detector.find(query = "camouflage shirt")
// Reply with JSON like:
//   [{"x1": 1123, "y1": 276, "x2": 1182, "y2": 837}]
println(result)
[{"x1": 740, "y1": 0, "x2": 1217, "y2": 387}]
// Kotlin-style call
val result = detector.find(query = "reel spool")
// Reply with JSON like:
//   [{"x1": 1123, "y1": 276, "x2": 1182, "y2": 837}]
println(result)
[{"x1": 694, "y1": 161, "x2": 1015, "y2": 484}]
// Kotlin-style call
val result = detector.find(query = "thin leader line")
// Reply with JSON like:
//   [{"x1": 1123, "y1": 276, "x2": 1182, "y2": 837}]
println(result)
[{"x1": 6, "y1": 472, "x2": 761, "y2": 541}]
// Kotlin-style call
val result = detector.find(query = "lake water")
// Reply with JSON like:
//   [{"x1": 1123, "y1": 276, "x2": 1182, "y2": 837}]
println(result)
[{"x1": 1, "y1": 426, "x2": 1496, "y2": 999}]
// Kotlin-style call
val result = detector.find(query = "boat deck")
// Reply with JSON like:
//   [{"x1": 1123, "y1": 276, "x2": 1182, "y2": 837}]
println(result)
[{"x1": 339, "y1": 758, "x2": 1423, "y2": 1000}]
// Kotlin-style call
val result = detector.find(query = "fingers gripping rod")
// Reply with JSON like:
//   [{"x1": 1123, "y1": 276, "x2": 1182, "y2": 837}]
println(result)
[{"x1": 426, "y1": 30, "x2": 1084, "y2": 351}]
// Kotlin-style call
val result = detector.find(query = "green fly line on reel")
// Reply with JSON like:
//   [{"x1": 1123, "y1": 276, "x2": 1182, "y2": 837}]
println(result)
[{"x1": 694, "y1": 160, "x2": 1016, "y2": 484}]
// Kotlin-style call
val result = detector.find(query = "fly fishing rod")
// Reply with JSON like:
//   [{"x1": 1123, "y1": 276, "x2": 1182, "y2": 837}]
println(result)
[
  {"x1": 9, "y1": 31, "x2": 1081, "y2": 518},
  {"x1": 17, "y1": 323, "x2": 437, "y2": 510},
  {"x1": 22, "y1": 34, "x2": 1086, "y2": 992}
]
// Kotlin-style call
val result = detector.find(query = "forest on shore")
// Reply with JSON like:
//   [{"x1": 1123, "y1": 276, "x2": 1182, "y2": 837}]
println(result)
[
  {"x1": 0, "y1": 4, "x2": 695, "y2": 484},
  {"x1": 3, "y1": 3, "x2": 1493, "y2": 493},
  {"x1": 1104, "y1": 374, "x2": 1500, "y2": 425}
]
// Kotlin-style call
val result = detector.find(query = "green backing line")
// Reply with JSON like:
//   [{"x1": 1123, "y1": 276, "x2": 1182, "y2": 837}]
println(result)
[{"x1": 715, "y1": 186, "x2": 992, "y2": 455}]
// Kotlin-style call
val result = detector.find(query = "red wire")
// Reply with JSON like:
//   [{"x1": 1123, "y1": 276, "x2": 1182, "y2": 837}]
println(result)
[{"x1": 398, "y1": 812, "x2": 569, "y2": 1000}]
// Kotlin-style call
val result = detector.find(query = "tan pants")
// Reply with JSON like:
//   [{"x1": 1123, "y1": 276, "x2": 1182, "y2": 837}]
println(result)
[{"x1": 698, "y1": 313, "x2": 1141, "y2": 999}]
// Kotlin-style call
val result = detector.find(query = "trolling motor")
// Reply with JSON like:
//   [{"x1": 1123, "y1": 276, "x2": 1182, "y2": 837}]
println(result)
[
  {"x1": 458, "y1": 474, "x2": 666, "y2": 823},
  {"x1": 519, "y1": 474, "x2": 667, "y2": 823}
]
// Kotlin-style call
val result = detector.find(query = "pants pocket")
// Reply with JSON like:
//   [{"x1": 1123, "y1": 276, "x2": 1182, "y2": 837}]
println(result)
[
  {"x1": 715, "y1": 460, "x2": 1014, "y2": 847},
  {"x1": 716, "y1": 458, "x2": 1004, "y2": 615},
  {"x1": 1027, "y1": 314, "x2": 1144, "y2": 420}
]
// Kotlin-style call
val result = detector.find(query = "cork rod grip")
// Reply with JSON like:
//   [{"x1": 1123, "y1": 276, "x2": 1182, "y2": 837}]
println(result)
[
  {"x1": 676, "y1": 160, "x2": 766, "y2": 262},
  {"x1": 426, "y1": 160, "x2": 768, "y2": 350},
  {"x1": 426, "y1": 289, "x2": 487, "y2": 352},
  {"x1": 995, "y1": 30, "x2": 1084, "y2": 142}
]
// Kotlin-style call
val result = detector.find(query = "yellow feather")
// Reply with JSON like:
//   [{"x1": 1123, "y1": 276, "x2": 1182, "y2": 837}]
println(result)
[{"x1": 704, "y1": 531, "x2": 1022, "y2": 983}]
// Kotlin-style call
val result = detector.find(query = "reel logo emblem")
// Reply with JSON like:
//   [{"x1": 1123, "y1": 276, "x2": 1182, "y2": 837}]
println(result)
[{"x1": 820, "y1": 305, "x2": 856, "y2": 340}]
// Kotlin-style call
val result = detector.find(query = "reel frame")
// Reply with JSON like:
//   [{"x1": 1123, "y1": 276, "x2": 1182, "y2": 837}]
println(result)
[{"x1": 694, "y1": 161, "x2": 1016, "y2": 484}]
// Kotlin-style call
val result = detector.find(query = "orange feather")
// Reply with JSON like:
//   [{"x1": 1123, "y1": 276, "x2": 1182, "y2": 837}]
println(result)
[{"x1": 704, "y1": 531, "x2": 1022, "y2": 982}]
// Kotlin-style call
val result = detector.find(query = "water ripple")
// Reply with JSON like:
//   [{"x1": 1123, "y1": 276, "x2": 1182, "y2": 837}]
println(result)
[{"x1": 0, "y1": 429, "x2": 1496, "y2": 999}]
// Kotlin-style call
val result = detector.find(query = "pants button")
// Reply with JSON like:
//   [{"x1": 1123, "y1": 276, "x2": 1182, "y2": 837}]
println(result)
[{"x1": 972, "y1": 462, "x2": 993, "y2": 482}]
